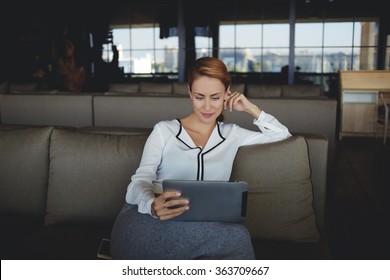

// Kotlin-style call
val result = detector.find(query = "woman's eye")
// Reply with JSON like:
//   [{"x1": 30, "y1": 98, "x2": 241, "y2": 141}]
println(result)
[
  {"x1": 212, "y1": 97, "x2": 220, "y2": 101},
  {"x1": 195, "y1": 97, "x2": 204, "y2": 100}
]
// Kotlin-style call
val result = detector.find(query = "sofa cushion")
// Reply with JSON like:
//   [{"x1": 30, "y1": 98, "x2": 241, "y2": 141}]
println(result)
[
  {"x1": 139, "y1": 82, "x2": 172, "y2": 94},
  {"x1": 246, "y1": 84, "x2": 282, "y2": 98},
  {"x1": 0, "y1": 127, "x2": 53, "y2": 218},
  {"x1": 44, "y1": 129, "x2": 148, "y2": 227},
  {"x1": 230, "y1": 136, "x2": 320, "y2": 242}
]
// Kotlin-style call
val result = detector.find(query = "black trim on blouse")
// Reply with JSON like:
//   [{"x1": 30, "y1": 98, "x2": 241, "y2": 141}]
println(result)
[{"x1": 175, "y1": 119, "x2": 226, "y2": 180}]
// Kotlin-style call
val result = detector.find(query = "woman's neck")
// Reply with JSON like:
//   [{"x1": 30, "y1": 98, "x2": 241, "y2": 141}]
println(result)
[{"x1": 181, "y1": 113, "x2": 216, "y2": 147}]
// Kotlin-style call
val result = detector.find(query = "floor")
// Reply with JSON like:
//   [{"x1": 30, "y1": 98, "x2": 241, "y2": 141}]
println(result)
[{"x1": 326, "y1": 136, "x2": 390, "y2": 259}]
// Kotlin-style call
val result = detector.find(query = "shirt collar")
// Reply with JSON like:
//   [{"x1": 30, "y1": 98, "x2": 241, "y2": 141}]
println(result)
[{"x1": 176, "y1": 119, "x2": 226, "y2": 151}]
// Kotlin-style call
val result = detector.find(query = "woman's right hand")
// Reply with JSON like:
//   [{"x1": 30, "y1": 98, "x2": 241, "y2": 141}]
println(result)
[{"x1": 151, "y1": 191, "x2": 190, "y2": 221}]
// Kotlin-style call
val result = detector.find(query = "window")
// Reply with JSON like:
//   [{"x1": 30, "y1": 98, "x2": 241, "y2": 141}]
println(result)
[
  {"x1": 103, "y1": 26, "x2": 179, "y2": 76},
  {"x1": 218, "y1": 20, "x2": 379, "y2": 75},
  {"x1": 219, "y1": 23, "x2": 289, "y2": 73},
  {"x1": 107, "y1": 10, "x2": 380, "y2": 84},
  {"x1": 295, "y1": 21, "x2": 378, "y2": 73},
  {"x1": 195, "y1": 35, "x2": 213, "y2": 59}
]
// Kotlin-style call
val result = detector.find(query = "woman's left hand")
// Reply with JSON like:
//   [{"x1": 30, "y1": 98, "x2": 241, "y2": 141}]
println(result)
[{"x1": 224, "y1": 91, "x2": 261, "y2": 119}]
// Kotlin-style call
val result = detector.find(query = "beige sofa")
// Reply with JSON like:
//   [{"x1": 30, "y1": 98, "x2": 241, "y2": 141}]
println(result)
[
  {"x1": 105, "y1": 82, "x2": 246, "y2": 96},
  {"x1": 0, "y1": 126, "x2": 330, "y2": 259},
  {"x1": 105, "y1": 82, "x2": 325, "y2": 99},
  {"x1": 0, "y1": 93, "x2": 337, "y2": 163},
  {"x1": 0, "y1": 81, "x2": 325, "y2": 98},
  {"x1": 246, "y1": 84, "x2": 325, "y2": 98}
]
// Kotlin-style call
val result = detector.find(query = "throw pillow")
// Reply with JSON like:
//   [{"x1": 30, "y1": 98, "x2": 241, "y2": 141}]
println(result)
[
  {"x1": 44, "y1": 129, "x2": 149, "y2": 227},
  {"x1": 230, "y1": 136, "x2": 320, "y2": 242},
  {"x1": 0, "y1": 127, "x2": 53, "y2": 217}
]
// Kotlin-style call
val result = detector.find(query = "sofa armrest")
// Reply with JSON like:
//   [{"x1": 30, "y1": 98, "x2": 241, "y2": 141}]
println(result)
[{"x1": 298, "y1": 133, "x2": 328, "y2": 231}]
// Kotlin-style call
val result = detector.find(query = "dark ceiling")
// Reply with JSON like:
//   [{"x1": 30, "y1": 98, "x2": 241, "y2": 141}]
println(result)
[
  {"x1": 1, "y1": 0, "x2": 386, "y2": 31},
  {"x1": 108, "y1": 0, "x2": 387, "y2": 24}
]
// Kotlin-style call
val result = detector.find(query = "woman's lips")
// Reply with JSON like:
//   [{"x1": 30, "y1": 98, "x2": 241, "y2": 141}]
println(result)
[{"x1": 201, "y1": 112, "x2": 215, "y2": 118}]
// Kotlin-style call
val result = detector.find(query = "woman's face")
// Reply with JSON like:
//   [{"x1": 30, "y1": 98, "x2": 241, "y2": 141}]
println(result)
[{"x1": 189, "y1": 76, "x2": 228, "y2": 124}]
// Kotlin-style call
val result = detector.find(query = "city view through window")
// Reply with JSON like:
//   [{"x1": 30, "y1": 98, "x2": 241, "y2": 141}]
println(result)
[{"x1": 103, "y1": 21, "x2": 379, "y2": 76}]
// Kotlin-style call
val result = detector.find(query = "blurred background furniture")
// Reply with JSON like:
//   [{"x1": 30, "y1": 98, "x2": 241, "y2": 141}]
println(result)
[
  {"x1": 376, "y1": 91, "x2": 390, "y2": 144},
  {"x1": 339, "y1": 71, "x2": 390, "y2": 140}
]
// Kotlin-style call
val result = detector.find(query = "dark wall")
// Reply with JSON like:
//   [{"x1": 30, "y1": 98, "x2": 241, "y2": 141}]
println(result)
[{"x1": 0, "y1": 2, "x2": 112, "y2": 91}]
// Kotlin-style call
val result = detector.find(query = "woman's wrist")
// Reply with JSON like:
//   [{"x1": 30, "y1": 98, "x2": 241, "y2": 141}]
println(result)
[{"x1": 247, "y1": 104, "x2": 262, "y2": 119}]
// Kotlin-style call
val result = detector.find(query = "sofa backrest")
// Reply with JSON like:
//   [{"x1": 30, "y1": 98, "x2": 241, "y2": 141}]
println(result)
[
  {"x1": 172, "y1": 82, "x2": 188, "y2": 95},
  {"x1": 247, "y1": 84, "x2": 283, "y2": 98},
  {"x1": 108, "y1": 83, "x2": 139, "y2": 93},
  {"x1": 246, "y1": 84, "x2": 324, "y2": 98},
  {"x1": 282, "y1": 84, "x2": 324, "y2": 97},
  {"x1": 230, "y1": 83, "x2": 246, "y2": 94},
  {"x1": 107, "y1": 82, "x2": 247, "y2": 96},
  {"x1": 93, "y1": 95, "x2": 193, "y2": 128},
  {"x1": 139, "y1": 82, "x2": 173, "y2": 94},
  {"x1": 0, "y1": 94, "x2": 93, "y2": 127}
]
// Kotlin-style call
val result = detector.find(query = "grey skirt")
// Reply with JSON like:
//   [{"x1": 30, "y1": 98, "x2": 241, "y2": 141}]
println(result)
[{"x1": 110, "y1": 203, "x2": 255, "y2": 260}]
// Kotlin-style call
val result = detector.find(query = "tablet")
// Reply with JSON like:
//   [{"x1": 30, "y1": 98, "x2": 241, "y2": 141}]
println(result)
[{"x1": 161, "y1": 180, "x2": 248, "y2": 223}]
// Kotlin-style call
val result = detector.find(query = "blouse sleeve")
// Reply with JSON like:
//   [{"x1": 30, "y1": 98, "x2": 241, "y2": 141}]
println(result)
[
  {"x1": 236, "y1": 110, "x2": 292, "y2": 146},
  {"x1": 125, "y1": 123, "x2": 165, "y2": 216}
]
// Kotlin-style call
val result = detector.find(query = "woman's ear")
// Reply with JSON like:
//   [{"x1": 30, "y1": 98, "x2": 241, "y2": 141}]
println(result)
[{"x1": 224, "y1": 86, "x2": 231, "y2": 99}]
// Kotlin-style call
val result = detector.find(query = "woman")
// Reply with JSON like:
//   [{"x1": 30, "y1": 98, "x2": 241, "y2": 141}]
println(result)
[{"x1": 110, "y1": 57, "x2": 291, "y2": 259}]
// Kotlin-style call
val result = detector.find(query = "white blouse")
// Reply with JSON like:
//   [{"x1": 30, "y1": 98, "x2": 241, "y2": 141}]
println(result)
[{"x1": 125, "y1": 111, "x2": 292, "y2": 215}]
